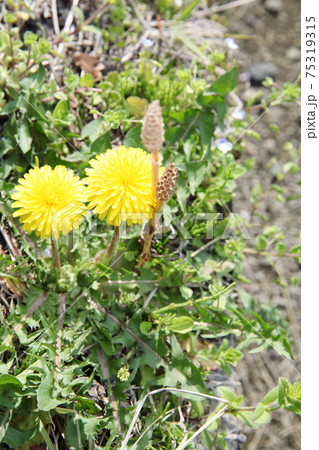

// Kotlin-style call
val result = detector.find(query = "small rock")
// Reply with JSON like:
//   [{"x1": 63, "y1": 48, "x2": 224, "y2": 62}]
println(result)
[
  {"x1": 264, "y1": 0, "x2": 283, "y2": 14},
  {"x1": 249, "y1": 62, "x2": 278, "y2": 84},
  {"x1": 286, "y1": 47, "x2": 301, "y2": 60}
]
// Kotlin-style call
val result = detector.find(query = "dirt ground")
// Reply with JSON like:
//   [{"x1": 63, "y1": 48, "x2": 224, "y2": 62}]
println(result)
[{"x1": 225, "y1": 0, "x2": 301, "y2": 448}]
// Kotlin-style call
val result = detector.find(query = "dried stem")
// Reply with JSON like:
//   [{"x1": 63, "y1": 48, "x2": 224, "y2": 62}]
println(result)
[
  {"x1": 51, "y1": 235, "x2": 61, "y2": 270},
  {"x1": 137, "y1": 201, "x2": 164, "y2": 267},
  {"x1": 0, "y1": 203, "x2": 44, "y2": 258}
]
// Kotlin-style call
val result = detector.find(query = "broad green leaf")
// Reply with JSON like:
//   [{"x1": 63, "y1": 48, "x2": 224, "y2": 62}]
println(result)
[
  {"x1": 263, "y1": 386, "x2": 279, "y2": 405},
  {"x1": 81, "y1": 118, "x2": 105, "y2": 140},
  {"x1": 2, "y1": 426, "x2": 36, "y2": 448},
  {"x1": 90, "y1": 132, "x2": 111, "y2": 155},
  {"x1": 37, "y1": 370, "x2": 61, "y2": 411},
  {"x1": 253, "y1": 402, "x2": 271, "y2": 425},
  {"x1": 20, "y1": 65, "x2": 45, "y2": 90},
  {"x1": 79, "y1": 73, "x2": 95, "y2": 88},
  {"x1": 0, "y1": 374, "x2": 22, "y2": 386},
  {"x1": 204, "y1": 66, "x2": 238, "y2": 96},
  {"x1": 167, "y1": 316, "x2": 194, "y2": 334},
  {"x1": 232, "y1": 410, "x2": 256, "y2": 428},
  {"x1": 180, "y1": 286, "x2": 193, "y2": 299},
  {"x1": 15, "y1": 119, "x2": 32, "y2": 153},
  {"x1": 217, "y1": 386, "x2": 237, "y2": 404},
  {"x1": 52, "y1": 100, "x2": 68, "y2": 120},
  {"x1": 255, "y1": 235, "x2": 267, "y2": 251},
  {"x1": 126, "y1": 96, "x2": 148, "y2": 118},
  {"x1": 140, "y1": 321, "x2": 152, "y2": 335},
  {"x1": 197, "y1": 111, "x2": 215, "y2": 153},
  {"x1": 123, "y1": 124, "x2": 145, "y2": 149}
]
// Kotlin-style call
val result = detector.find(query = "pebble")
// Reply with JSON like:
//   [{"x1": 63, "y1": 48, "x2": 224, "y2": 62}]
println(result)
[
  {"x1": 286, "y1": 47, "x2": 301, "y2": 60},
  {"x1": 264, "y1": 0, "x2": 283, "y2": 14},
  {"x1": 249, "y1": 62, "x2": 278, "y2": 84}
]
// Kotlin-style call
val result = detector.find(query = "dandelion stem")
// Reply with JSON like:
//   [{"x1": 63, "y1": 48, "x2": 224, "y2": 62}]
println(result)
[
  {"x1": 51, "y1": 235, "x2": 61, "y2": 270},
  {"x1": 137, "y1": 201, "x2": 163, "y2": 267},
  {"x1": 151, "y1": 152, "x2": 161, "y2": 199},
  {"x1": 105, "y1": 225, "x2": 120, "y2": 262},
  {"x1": 67, "y1": 232, "x2": 74, "y2": 265}
]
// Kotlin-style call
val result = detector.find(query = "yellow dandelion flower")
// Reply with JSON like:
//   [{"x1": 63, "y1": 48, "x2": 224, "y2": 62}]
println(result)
[
  {"x1": 11, "y1": 165, "x2": 87, "y2": 239},
  {"x1": 85, "y1": 146, "x2": 159, "y2": 226}
]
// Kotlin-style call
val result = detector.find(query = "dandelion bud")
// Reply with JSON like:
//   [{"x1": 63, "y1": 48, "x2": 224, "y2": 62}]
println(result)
[
  {"x1": 156, "y1": 164, "x2": 178, "y2": 202},
  {"x1": 141, "y1": 100, "x2": 164, "y2": 153}
]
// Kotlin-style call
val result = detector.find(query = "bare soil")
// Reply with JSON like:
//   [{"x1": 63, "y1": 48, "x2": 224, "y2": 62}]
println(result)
[{"x1": 225, "y1": 0, "x2": 301, "y2": 448}]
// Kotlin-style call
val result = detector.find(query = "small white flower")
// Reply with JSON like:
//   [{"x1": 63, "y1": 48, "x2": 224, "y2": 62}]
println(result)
[
  {"x1": 225, "y1": 37, "x2": 239, "y2": 50},
  {"x1": 217, "y1": 138, "x2": 233, "y2": 154},
  {"x1": 175, "y1": 0, "x2": 183, "y2": 7},
  {"x1": 44, "y1": 247, "x2": 51, "y2": 257},
  {"x1": 142, "y1": 38, "x2": 154, "y2": 48},
  {"x1": 232, "y1": 110, "x2": 245, "y2": 120}
]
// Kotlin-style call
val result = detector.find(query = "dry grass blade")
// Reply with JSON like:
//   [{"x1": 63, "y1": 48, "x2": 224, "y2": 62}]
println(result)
[{"x1": 121, "y1": 387, "x2": 229, "y2": 450}]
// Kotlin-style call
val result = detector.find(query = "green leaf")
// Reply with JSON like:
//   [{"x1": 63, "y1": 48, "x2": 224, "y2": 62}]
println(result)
[
  {"x1": 204, "y1": 66, "x2": 238, "y2": 96},
  {"x1": 276, "y1": 242, "x2": 286, "y2": 256},
  {"x1": 197, "y1": 111, "x2": 215, "y2": 153},
  {"x1": 180, "y1": 286, "x2": 193, "y2": 299},
  {"x1": 167, "y1": 316, "x2": 194, "y2": 334},
  {"x1": 262, "y1": 386, "x2": 279, "y2": 405},
  {"x1": 79, "y1": 73, "x2": 95, "y2": 88},
  {"x1": 253, "y1": 402, "x2": 271, "y2": 425},
  {"x1": 2, "y1": 426, "x2": 36, "y2": 448},
  {"x1": 81, "y1": 118, "x2": 105, "y2": 140},
  {"x1": 255, "y1": 235, "x2": 267, "y2": 251},
  {"x1": 123, "y1": 124, "x2": 144, "y2": 149},
  {"x1": 0, "y1": 374, "x2": 22, "y2": 386},
  {"x1": 217, "y1": 386, "x2": 237, "y2": 404},
  {"x1": 20, "y1": 65, "x2": 45, "y2": 90},
  {"x1": 15, "y1": 119, "x2": 32, "y2": 153},
  {"x1": 172, "y1": 26, "x2": 206, "y2": 60},
  {"x1": 278, "y1": 377, "x2": 288, "y2": 406},
  {"x1": 90, "y1": 132, "x2": 111, "y2": 155},
  {"x1": 232, "y1": 410, "x2": 256, "y2": 428},
  {"x1": 178, "y1": 0, "x2": 201, "y2": 20},
  {"x1": 140, "y1": 321, "x2": 152, "y2": 335},
  {"x1": 271, "y1": 338, "x2": 294, "y2": 359},
  {"x1": 37, "y1": 369, "x2": 61, "y2": 411},
  {"x1": 211, "y1": 97, "x2": 227, "y2": 130}
]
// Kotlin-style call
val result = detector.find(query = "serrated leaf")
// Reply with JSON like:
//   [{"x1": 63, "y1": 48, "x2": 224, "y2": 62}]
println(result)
[{"x1": 37, "y1": 370, "x2": 61, "y2": 411}]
